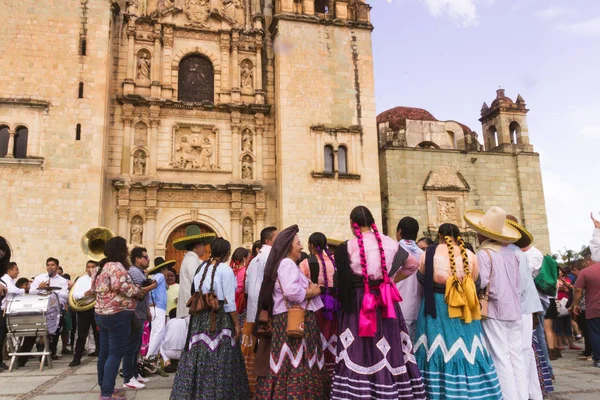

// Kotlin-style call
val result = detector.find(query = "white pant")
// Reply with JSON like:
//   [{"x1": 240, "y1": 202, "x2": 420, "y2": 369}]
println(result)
[
  {"x1": 146, "y1": 306, "x2": 166, "y2": 357},
  {"x1": 482, "y1": 318, "x2": 528, "y2": 400},
  {"x1": 160, "y1": 348, "x2": 181, "y2": 362},
  {"x1": 522, "y1": 314, "x2": 543, "y2": 400}
]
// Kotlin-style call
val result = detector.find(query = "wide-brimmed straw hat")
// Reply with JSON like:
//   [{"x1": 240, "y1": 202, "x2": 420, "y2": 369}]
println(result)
[
  {"x1": 327, "y1": 238, "x2": 343, "y2": 250},
  {"x1": 147, "y1": 257, "x2": 176, "y2": 275},
  {"x1": 505, "y1": 215, "x2": 534, "y2": 249},
  {"x1": 172, "y1": 225, "x2": 217, "y2": 251},
  {"x1": 463, "y1": 206, "x2": 522, "y2": 244}
]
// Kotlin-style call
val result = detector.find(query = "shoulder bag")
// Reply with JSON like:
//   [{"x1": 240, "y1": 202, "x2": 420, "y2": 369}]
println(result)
[
  {"x1": 478, "y1": 249, "x2": 494, "y2": 320},
  {"x1": 278, "y1": 278, "x2": 307, "y2": 339}
]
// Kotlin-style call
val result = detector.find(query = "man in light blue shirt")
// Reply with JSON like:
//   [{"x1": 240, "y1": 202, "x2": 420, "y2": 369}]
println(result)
[{"x1": 146, "y1": 257, "x2": 176, "y2": 359}]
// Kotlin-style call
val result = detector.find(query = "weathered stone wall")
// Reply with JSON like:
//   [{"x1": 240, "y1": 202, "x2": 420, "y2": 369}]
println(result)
[
  {"x1": 380, "y1": 147, "x2": 551, "y2": 253},
  {"x1": 273, "y1": 19, "x2": 382, "y2": 240},
  {"x1": 0, "y1": 0, "x2": 112, "y2": 279}
]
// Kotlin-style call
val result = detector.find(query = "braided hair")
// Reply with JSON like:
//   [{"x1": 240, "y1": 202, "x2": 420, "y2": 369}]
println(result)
[
  {"x1": 230, "y1": 247, "x2": 249, "y2": 273},
  {"x1": 350, "y1": 206, "x2": 381, "y2": 287},
  {"x1": 439, "y1": 223, "x2": 471, "y2": 277},
  {"x1": 308, "y1": 232, "x2": 336, "y2": 288}
]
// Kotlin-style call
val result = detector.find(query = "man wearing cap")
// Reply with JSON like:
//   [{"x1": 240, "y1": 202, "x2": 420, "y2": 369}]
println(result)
[
  {"x1": 174, "y1": 226, "x2": 217, "y2": 319},
  {"x1": 506, "y1": 216, "x2": 544, "y2": 399},
  {"x1": 146, "y1": 257, "x2": 176, "y2": 358},
  {"x1": 464, "y1": 206, "x2": 527, "y2": 400}
]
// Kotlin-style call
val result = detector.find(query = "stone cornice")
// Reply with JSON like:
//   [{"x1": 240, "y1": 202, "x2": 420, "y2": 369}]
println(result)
[
  {"x1": 116, "y1": 95, "x2": 271, "y2": 115},
  {"x1": 269, "y1": 13, "x2": 373, "y2": 34},
  {"x1": 0, "y1": 98, "x2": 50, "y2": 109},
  {"x1": 112, "y1": 179, "x2": 264, "y2": 192}
]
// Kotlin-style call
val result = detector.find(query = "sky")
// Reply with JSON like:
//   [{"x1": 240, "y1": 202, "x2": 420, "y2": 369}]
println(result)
[{"x1": 370, "y1": 0, "x2": 600, "y2": 255}]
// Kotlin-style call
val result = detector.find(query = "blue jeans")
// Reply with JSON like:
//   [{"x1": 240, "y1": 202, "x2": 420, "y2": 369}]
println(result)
[
  {"x1": 122, "y1": 316, "x2": 145, "y2": 383},
  {"x1": 96, "y1": 311, "x2": 132, "y2": 397},
  {"x1": 587, "y1": 317, "x2": 600, "y2": 362},
  {"x1": 537, "y1": 299, "x2": 554, "y2": 375}
]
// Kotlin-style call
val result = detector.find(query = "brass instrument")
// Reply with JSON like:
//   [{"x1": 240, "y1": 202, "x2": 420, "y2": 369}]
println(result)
[{"x1": 68, "y1": 227, "x2": 114, "y2": 312}]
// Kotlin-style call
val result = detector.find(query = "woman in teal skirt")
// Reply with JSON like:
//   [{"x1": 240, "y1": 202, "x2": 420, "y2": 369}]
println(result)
[{"x1": 414, "y1": 224, "x2": 502, "y2": 400}]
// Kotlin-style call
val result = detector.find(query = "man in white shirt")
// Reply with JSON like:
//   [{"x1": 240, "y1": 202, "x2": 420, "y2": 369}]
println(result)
[
  {"x1": 174, "y1": 227, "x2": 217, "y2": 320},
  {"x1": 18, "y1": 257, "x2": 69, "y2": 366},
  {"x1": 69, "y1": 260, "x2": 100, "y2": 367},
  {"x1": 589, "y1": 213, "x2": 600, "y2": 262},
  {"x1": 0, "y1": 262, "x2": 24, "y2": 370}
]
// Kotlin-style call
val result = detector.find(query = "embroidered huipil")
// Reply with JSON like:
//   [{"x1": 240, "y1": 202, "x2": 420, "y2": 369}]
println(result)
[
  {"x1": 299, "y1": 256, "x2": 335, "y2": 286},
  {"x1": 273, "y1": 258, "x2": 323, "y2": 316},
  {"x1": 348, "y1": 232, "x2": 416, "y2": 280},
  {"x1": 93, "y1": 262, "x2": 143, "y2": 316},
  {"x1": 477, "y1": 243, "x2": 522, "y2": 321}
]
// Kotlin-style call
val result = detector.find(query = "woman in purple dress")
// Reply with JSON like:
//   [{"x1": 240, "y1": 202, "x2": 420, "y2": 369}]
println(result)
[{"x1": 331, "y1": 206, "x2": 426, "y2": 399}]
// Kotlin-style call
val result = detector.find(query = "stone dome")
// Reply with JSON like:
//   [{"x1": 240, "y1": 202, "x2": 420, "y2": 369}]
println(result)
[{"x1": 377, "y1": 106, "x2": 438, "y2": 131}]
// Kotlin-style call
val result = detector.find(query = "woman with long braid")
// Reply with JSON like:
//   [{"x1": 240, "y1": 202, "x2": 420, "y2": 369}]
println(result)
[
  {"x1": 299, "y1": 232, "x2": 339, "y2": 378},
  {"x1": 170, "y1": 238, "x2": 249, "y2": 400},
  {"x1": 413, "y1": 223, "x2": 502, "y2": 399},
  {"x1": 331, "y1": 206, "x2": 425, "y2": 399}
]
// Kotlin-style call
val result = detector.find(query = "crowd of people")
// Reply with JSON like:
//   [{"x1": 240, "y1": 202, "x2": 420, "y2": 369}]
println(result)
[{"x1": 0, "y1": 205, "x2": 599, "y2": 400}]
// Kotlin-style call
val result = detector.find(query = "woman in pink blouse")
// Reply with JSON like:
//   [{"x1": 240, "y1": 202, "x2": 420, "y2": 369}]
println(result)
[
  {"x1": 298, "y1": 232, "x2": 338, "y2": 378},
  {"x1": 254, "y1": 225, "x2": 330, "y2": 399},
  {"x1": 92, "y1": 237, "x2": 144, "y2": 400},
  {"x1": 230, "y1": 247, "x2": 250, "y2": 321},
  {"x1": 331, "y1": 206, "x2": 425, "y2": 399}
]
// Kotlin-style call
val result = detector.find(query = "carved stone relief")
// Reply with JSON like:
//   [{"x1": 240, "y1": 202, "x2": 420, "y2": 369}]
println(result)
[
  {"x1": 241, "y1": 128, "x2": 253, "y2": 151},
  {"x1": 137, "y1": 50, "x2": 151, "y2": 80},
  {"x1": 437, "y1": 197, "x2": 459, "y2": 225},
  {"x1": 134, "y1": 122, "x2": 148, "y2": 146},
  {"x1": 172, "y1": 124, "x2": 219, "y2": 171},
  {"x1": 158, "y1": 190, "x2": 230, "y2": 202},
  {"x1": 242, "y1": 217, "x2": 253, "y2": 244},
  {"x1": 184, "y1": 0, "x2": 211, "y2": 27},
  {"x1": 131, "y1": 216, "x2": 144, "y2": 244},
  {"x1": 241, "y1": 155, "x2": 253, "y2": 179},
  {"x1": 240, "y1": 59, "x2": 254, "y2": 89},
  {"x1": 133, "y1": 149, "x2": 147, "y2": 175},
  {"x1": 222, "y1": 0, "x2": 244, "y2": 26}
]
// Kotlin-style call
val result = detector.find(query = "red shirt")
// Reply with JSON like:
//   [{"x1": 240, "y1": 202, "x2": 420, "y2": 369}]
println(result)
[{"x1": 575, "y1": 263, "x2": 600, "y2": 319}]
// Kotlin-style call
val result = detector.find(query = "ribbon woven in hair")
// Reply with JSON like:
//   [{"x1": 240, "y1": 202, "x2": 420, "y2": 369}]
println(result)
[
  {"x1": 379, "y1": 281, "x2": 401, "y2": 319},
  {"x1": 445, "y1": 276, "x2": 466, "y2": 319}
]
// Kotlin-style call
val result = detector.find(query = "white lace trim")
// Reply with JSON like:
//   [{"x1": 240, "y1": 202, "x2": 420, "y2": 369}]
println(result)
[
  {"x1": 401, "y1": 331, "x2": 417, "y2": 364},
  {"x1": 335, "y1": 328, "x2": 408, "y2": 376},
  {"x1": 413, "y1": 333, "x2": 488, "y2": 365},
  {"x1": 269, "y1": 340, "x2": 325, "y2": 374},
  {"x1": 321, "y1": 333, "x2": 338, "y2": 355},
  {"x1": 189, "y1": 329, "x2": 234, "y2": 351}
]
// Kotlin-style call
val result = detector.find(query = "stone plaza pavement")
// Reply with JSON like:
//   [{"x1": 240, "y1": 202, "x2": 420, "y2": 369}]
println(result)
[{"x1": 0, "y1": 348, "x2": 598, "y2": 399}]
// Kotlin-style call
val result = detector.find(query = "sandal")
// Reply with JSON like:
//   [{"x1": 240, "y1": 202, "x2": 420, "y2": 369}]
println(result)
[{"x1": 579, "y1": 355, "x2": 593, "y2": 361}]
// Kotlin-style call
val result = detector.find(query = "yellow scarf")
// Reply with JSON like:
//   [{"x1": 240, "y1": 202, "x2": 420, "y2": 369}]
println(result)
[{"x1": 444, "y1": 237, "x2": 481, "y2": 323}]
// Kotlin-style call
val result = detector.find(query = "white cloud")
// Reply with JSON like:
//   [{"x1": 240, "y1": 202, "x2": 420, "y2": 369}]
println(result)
[
  {"x1": 557, "y1": 17, "x2": 600, "y2": 36},
  {"x1": 534, "y1": 6, "x2": 577, "y2": 21},
  {"x1": 420, "y1": 0, "x2": 492, "y2": 27},
  {"x1": 581, "y1": 125, "x2": 600, "y2": 137}
]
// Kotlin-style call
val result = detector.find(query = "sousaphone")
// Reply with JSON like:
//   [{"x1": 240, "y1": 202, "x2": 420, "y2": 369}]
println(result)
[{"x1": 68, "y1": 227, "x2": 114, "y2": 312}]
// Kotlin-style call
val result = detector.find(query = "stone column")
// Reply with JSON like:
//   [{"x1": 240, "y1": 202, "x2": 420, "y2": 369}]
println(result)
[
  {"x1": 255, "y1": 208, "x2": 266, "y2": 238},
  {"x1": 230, "y1": 208, "x2": 242, "y2": 249},
  {"x1": 256, "y1": 127, "x2": 263, "y2": 180},
  {"x1": 145, "y1": 207, "x2": 158, "y2": 260},
  {"x1": 151, "y1": 31, "x2": 161, "y2": 82},
  {"x1": 162, "y1": 26, "x2": 174, "y2": 99},
  {"x1": 126, "y1": 23, "x2": 136, "y2": 81},
  {"x1": 121, "y1": 117, "x2": 133, "y2": 174},
  {"x1": 231, "y1": 34, "x2": 240, "y2": 103},
  {"x1": 117, "y1": 206, "x2": 129, "y2": 238},
  {"x1": 255, "y1": 37, "x2": 262, "y2": 91},
  {"x1": 5, "y1": 129, "x2": 15, "y2": 158},
  {"x1": 149, "y1": 119, "x2": 159, "y2": 175},
  {"x1": 220, "y1": 33, "x2": 231, "y2": 92},
  {"x1": 232, "y1": 125, "x2": 241, "y2": 179},
  {"x1": 333, "y1": 148, "x2": 339, "y2": 177}
]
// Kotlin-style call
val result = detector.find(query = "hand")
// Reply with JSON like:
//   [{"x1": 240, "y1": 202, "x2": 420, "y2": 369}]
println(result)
[
  {"x1": 306, "y1": 283, "x2": 320, "y2": 298},
  {"x1": 572, "y1": 305, "x2": 581, "y2": 316},
  {"x1": 234, "y1": 323, "x2": 242, "y2": 341},
  {"x1": 592, "y1": 212, "x2": 600, "y2": 229},
  {"x1": 38, "y1": 281, "x2": 49, "y2": 289},
  {"x1": 84, "y1": 290, "x2": 93, "y2": 297},
  {"x1": 0, "y1": 285, "x2": 6, "y2": 296}
]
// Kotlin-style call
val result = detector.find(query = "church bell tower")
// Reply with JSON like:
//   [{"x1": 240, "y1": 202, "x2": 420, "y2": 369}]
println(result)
[{"x1": 271, "y1": 0, "x2": 383, "y2": 236}]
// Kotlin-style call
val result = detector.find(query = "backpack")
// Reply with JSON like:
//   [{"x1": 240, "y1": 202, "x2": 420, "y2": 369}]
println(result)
[{"x1": 534, "y1": 255, "x2": 558, "y2": 296}]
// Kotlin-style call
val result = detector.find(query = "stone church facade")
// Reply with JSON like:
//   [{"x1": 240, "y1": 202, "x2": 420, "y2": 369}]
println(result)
[{"x1": 0, "y1": 1, "x2": 549, "y2": 278}]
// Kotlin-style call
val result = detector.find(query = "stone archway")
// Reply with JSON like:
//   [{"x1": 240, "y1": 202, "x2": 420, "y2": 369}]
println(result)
[{"x1": 165, "y1": 222, "x2": 214, "y2": 274}]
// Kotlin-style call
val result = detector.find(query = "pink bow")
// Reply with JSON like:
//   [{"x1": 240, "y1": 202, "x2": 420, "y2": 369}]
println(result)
[
  {"x1": 359, "y1": 293, "x2": 378, "y2": 337},
  {"x1": 379, "y1": 281, "x2": 401, "y2": 319}
]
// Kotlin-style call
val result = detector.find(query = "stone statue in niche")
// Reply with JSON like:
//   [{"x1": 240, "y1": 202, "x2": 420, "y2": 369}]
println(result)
[
  {"x1": 241, "y1": 155, "x2": 253, "y2": 179},
  {"x1": 240, "y1": 60, "x2": 253, "y2": 89},
  {"x1": 137, "y1": 53, "x2": 151, "y2": 79},
  {"x1": 133, "y1": 150, "x2": 146, "y2": 175},
  {"x1": 241, "y1": 129, "x2": 252, "y2": 151},
  {"x1": 131, "y1": 217, "x2": 143, "y2": 244},
  {"x1": 134, "y1": 123, "x2": 147, "y2": 146},
  {"x1": 242, "y1": 218, "x2": 253, "y2": 244}
]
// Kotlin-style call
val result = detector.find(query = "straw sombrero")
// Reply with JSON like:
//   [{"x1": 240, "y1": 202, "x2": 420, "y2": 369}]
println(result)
[
  {"x1": 505, "y1": 215, "x2": 534, "y2": 249},
  {"x1": 463, "y1": 207, "x2": 522, "y2": 244},
  {"x1": 147, "y1": 257, "x2": 176, "y2": 275},
  {"x1": 327, "y1": 238, "x2": 343, "y2": 249},
  {"x1": 172, "y1": 225, "x2": 217, "y2": 251}
]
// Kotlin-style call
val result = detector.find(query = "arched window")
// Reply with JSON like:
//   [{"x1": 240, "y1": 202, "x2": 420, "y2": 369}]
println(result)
[
  {"x1": 338, "y1": 146, "x2": 348, "y2": 174},
  {"x1": 324, "y1": 145, "x2": 334, "y2": 173},
  {"x1": 315, "y1": 0, "x2": 327, "y2": 13},
  {"x1": 0, "y1": 126, "x2": 9, "y2": 157},
  {"x1": 509, "y1": 121, "x2": 521, "y2": 144},
  {"x1": 178, "y1": 55, "x2": 214, "y2": 103},
  {"x1": 487, "y1": 126, "x2": 498, "y2": 149},
  {"x1": 13, "y1": 126, "x2": 28, "y2": 158}
]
